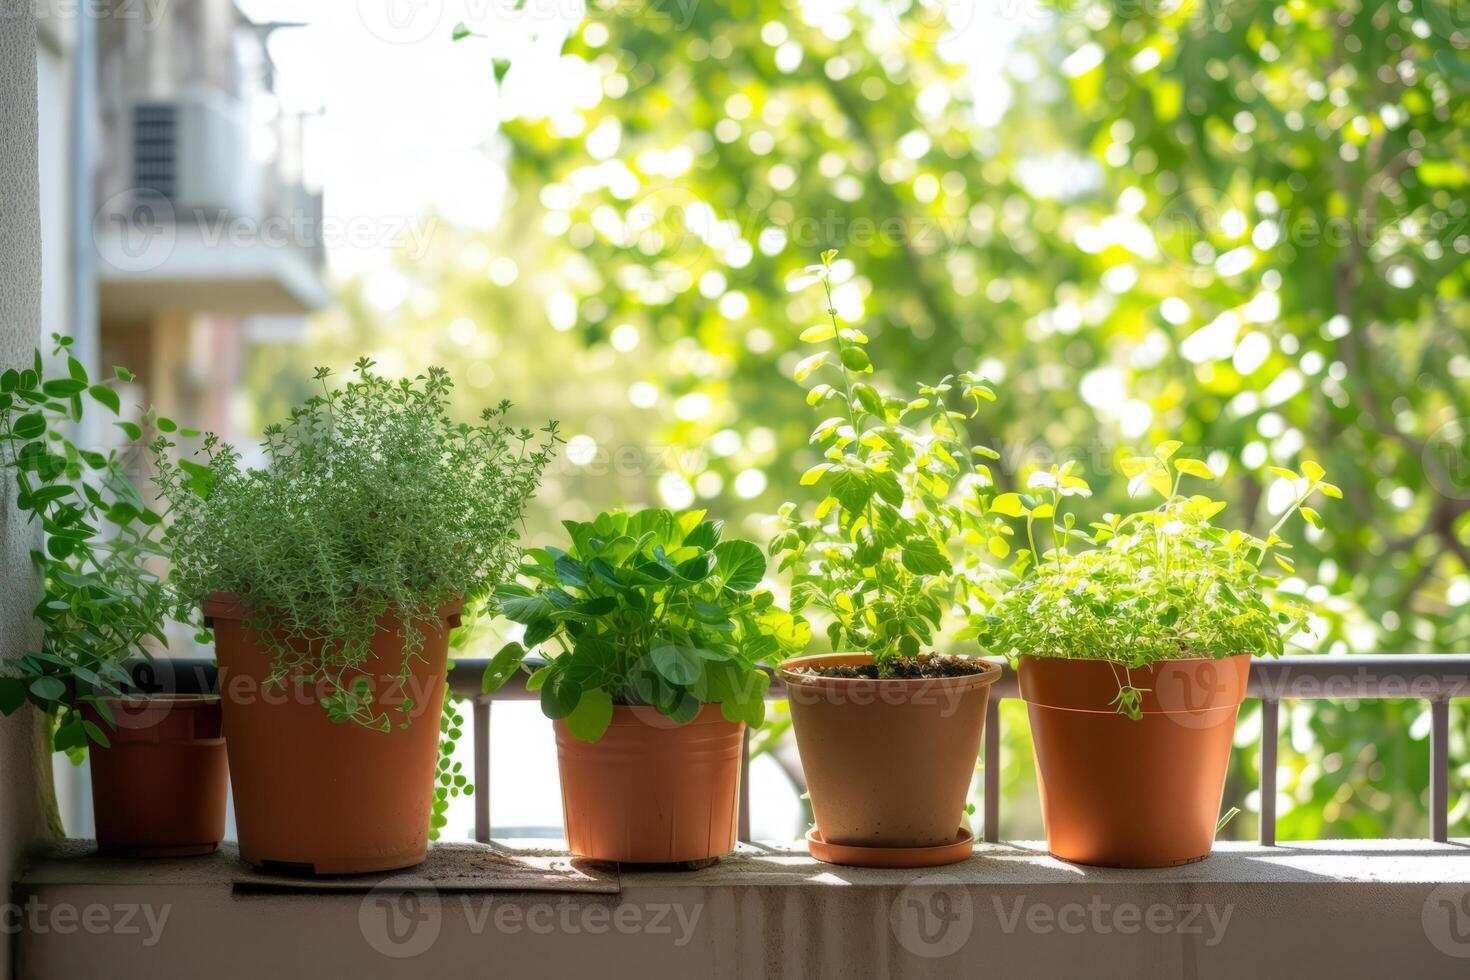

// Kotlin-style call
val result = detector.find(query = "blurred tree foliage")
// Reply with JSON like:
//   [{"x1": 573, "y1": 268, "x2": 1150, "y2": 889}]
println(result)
[{"x1": 258, "y1": 0, "x2": 1470, "y2": 837}]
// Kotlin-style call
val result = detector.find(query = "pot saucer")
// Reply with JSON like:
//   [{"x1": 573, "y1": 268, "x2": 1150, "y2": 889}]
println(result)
[{"x1": 805, "y1": 827, "x2": 974, "y2": 868}]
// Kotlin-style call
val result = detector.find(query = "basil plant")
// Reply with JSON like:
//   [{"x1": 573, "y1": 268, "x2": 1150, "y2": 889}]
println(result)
[{"x1": 483, "y1": 509, "x2": 810, "y2": 741}]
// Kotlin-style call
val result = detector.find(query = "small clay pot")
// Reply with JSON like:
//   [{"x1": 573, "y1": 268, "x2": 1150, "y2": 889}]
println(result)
[
  {"x1": 1020, "y1": 654, "x2": 1250, "y2": 868},
  {"x1": 205, "y1": 593, "x2": 460, "y2": 874},
  {"x1": 555, "y1": 704, "x2": 744, "y2": 864},
  {"x1": 81, "y1": 695, "x2": 228, "y2": 858},
  {"x1": 780, "y1": 653, "x2": 1001, "y2": 858}
]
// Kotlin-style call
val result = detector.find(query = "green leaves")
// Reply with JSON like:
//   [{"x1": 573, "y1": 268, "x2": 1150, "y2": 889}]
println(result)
[
  {"x1": 799, "y1": 324, "x2": 835, "y2": 343},
  {"x1": 977, "y1": 441, "x2": 1335, "y2": 708},
  {"x1": 564, "y1": 689, "x2": 614, "y2": 741},
  {"x1": 482, "y1": 642, "x2": 527, "y2": 693},
  {"x1": 713, "y1": 539, "x2": 765, "y2": 592},
  {"x1": 540, "y1": 671, "x2": 582, "y2": 720},
  {"x1": 0, "y1": 337, "x2": 173, "y2": 753},
  {"x1": 771, "y1": 250, "x2": 1014, "y2": 670},
  {"x1": 651, "y1": 640, "x2": 702, "y2": 685},
  {"x1": 794, "y1": 351, "x2": 829, "y2": 382},
  {"x1": 493, "y1": 508, "x2": 804, "y2": 738},
  {"x1": 989, "y1": 493, "x2": 1025, "y2": 517}
]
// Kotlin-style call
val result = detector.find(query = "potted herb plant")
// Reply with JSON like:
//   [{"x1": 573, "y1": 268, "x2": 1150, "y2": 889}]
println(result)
[
  {"x1": 153, "y1": 360, "x2": 558, "y2": 873},
  {"x1": 976, "y1": 446, "x2": 1336, "y2": 867},
  {"x1": 770, "y1": 252, "x2": 1004, "y2": 868},
  {"x1": 483, "y1": 508, "x2": 808, "y2": 864},
  {"x1": 0, "y1": 336, "x2": 226, "y2": 857}
]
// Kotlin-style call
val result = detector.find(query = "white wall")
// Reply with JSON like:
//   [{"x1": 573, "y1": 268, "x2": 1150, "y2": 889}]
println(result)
[
  {"x1": 36, "y1": 41, "x2": 71, "y2": 340},
  {"x1": 0, "y1": 7, "x2": 58, "y2": 979}
]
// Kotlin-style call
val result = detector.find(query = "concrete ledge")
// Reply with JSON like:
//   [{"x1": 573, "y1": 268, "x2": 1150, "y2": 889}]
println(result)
[{"x1": 14, "y1": 839, "x2": 1470, "y2": 978}]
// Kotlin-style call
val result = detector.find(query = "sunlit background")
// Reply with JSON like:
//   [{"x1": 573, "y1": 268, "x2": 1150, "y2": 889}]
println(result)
[{"x1": 36, "y1": 0, "x2": 1470, "y2": 841}]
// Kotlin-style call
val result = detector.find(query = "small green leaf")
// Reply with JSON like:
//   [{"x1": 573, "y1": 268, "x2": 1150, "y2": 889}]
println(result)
[
  {"x1": 839, "y1": 347, "x2": 871, "y2": 372},
  {"x1": 794, "y1": 351, "x2": 828, "y2": 382},
  {"x1": 651, "y1": 640, "x2": 702, "y2": 685},
  {"x1": 565, "y1": 688, "x2": 614, "y2": 741},
  {"x1": 1174, "y1": 458, "x2": 1214, "y2": 479},
  {"x1": 12, "y1": 413, "x2": 45, "y2": 440},
  {"x1": 989, "y1": 492, "x2": 1025, "y2": 517},
  {"x1": 0, "y1": 678, "x2": 26, "y2": 714},
  {"x1": 714, "y1": 539, "x2": 765, "y2": 591},
  {"x1": 29, "y1": 676, "x2": 65, "y2": 702},
  {"x1": 482, "y1": 642, "x2": 527, "y2": 693},
  {"x1": 799, "y1": 324, "x2": 835, "y2": 343},
  {"x1": 89, "y1": 385, "x2": 121, "y2": 414},
  {"x1": 1300, "y1": 460, "x2": 1325, "y2": 482},
  {"x1": 41, "y1": 379, "x2": 87, "y2": 397},
  {"x1": 540, "y1": 672, "x2": 581, "y2": 720}
]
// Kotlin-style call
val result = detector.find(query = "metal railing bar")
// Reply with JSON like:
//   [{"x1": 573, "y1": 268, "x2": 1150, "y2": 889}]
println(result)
[
  {"x1": 1431, "y1": 698, "x2": 1450, "y2": 844},
  {"x1": 738, "y1": 729, "x2": 752, "y2": 842},
  {"x1": 473, "y1": 699, "x2": 491, "y2": 845},
  {"x1": 1259, "y1": 699, "x2": 1279, "y2": 846},
  {"x1": 983, "y1": 690, "x2": 1001, "y2": 844}
]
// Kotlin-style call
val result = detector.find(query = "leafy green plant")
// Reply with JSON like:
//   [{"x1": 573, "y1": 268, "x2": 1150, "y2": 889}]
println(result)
[
  {"x1": 0, "y1": 336, "x2": 173, "y2": 752},
  {"x1": 152, "y1": 358, "x2": 560, "y2": 732},
  {"x1": 769, "y1": 250, "x2": 1004, "y2": 675},
  {"x1": 974, "y1": 445, "x2": 1338, "y2": 717},
  {"x1": 483, "y1": 508, "x2": 809, "y2": 741}
]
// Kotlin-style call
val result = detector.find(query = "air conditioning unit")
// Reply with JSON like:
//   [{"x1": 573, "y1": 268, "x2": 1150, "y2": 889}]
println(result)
[{"x1": 131, "y1": 90, "x2": 258, "y2": 219}]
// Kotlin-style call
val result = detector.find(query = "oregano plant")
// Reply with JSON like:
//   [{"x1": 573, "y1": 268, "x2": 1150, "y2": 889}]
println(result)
[
  {"x1": 770, "y1": 250, "x2": 1006, "y2": 677},
  {"x1": 972, "y1": 444, "x2": 1338, "y2": 717}
]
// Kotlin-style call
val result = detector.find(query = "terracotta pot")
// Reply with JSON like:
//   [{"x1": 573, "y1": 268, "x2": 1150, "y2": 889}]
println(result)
[
  {"x1": 80, "y1": 695, "x2": 228, "y2": 858},
  {"x1": 205, "y1": 593, "x2": 460, "y2": 874},
  {"x1": 780, "y1": 653, "x2": 1001, "y2": 853},
  {"x1": 1019, "y1": 654, "x2": 1251, "y2": 868},
  {"x1": 555, "y1": 703, "x2": 743, "y2": 864}
]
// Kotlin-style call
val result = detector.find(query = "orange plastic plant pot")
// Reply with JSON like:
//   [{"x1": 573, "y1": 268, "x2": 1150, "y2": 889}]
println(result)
[
  {"x1": 82, "y1": 695, "x2": 228, "y2": 858},
  {"x1": 1019, "y1": 654, "x2": 1251, "y2": 868},
  {"x1": 780, "y1": 653, "x2": 1000, "y2": 856},
  {"x1": 555, "y1": 704, "x2": 744, "y2": 864},
  {"x1": 205, "y1": 593, "x2": 459, "y2": 875}
]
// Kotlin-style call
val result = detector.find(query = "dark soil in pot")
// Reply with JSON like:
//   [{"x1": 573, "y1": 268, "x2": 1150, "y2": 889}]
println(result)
[{"x1": 786, "y1": 654, "x2": 990, "y2": 679}]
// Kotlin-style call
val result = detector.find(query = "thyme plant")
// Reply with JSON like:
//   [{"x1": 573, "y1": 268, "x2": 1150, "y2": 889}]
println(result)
[
  {"x1": 973, "y1": 445, "x2": 1338, "y2": 717},
  {"x1": 153, "y1": 358, "x2": 559, "y2": 732},
  {"x1": 770, "y1": 251, "x2": 1006, "y2": 676},
  {"x1": 0, "y1": 336, "x2": 172, "y2": 753},
  {"x1": 484, "y1": 509, "x2": 810, "y2": 740}
]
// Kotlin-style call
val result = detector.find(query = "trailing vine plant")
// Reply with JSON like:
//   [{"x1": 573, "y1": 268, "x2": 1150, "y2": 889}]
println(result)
[
  {"x1": 770, "y1": 251, "x2": 1007, "y2": 675},
  {"x1": 971, "y1": 445, "x2": 1339, "y2": 717},
  {"x1": 0, "y1": 335, "x2": 173, "y2": 755}
]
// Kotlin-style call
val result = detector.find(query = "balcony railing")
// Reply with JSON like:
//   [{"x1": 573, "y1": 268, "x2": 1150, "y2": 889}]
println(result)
[{"x1": 132, "y1": 654, "x2": 1470, "y2": 846}]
